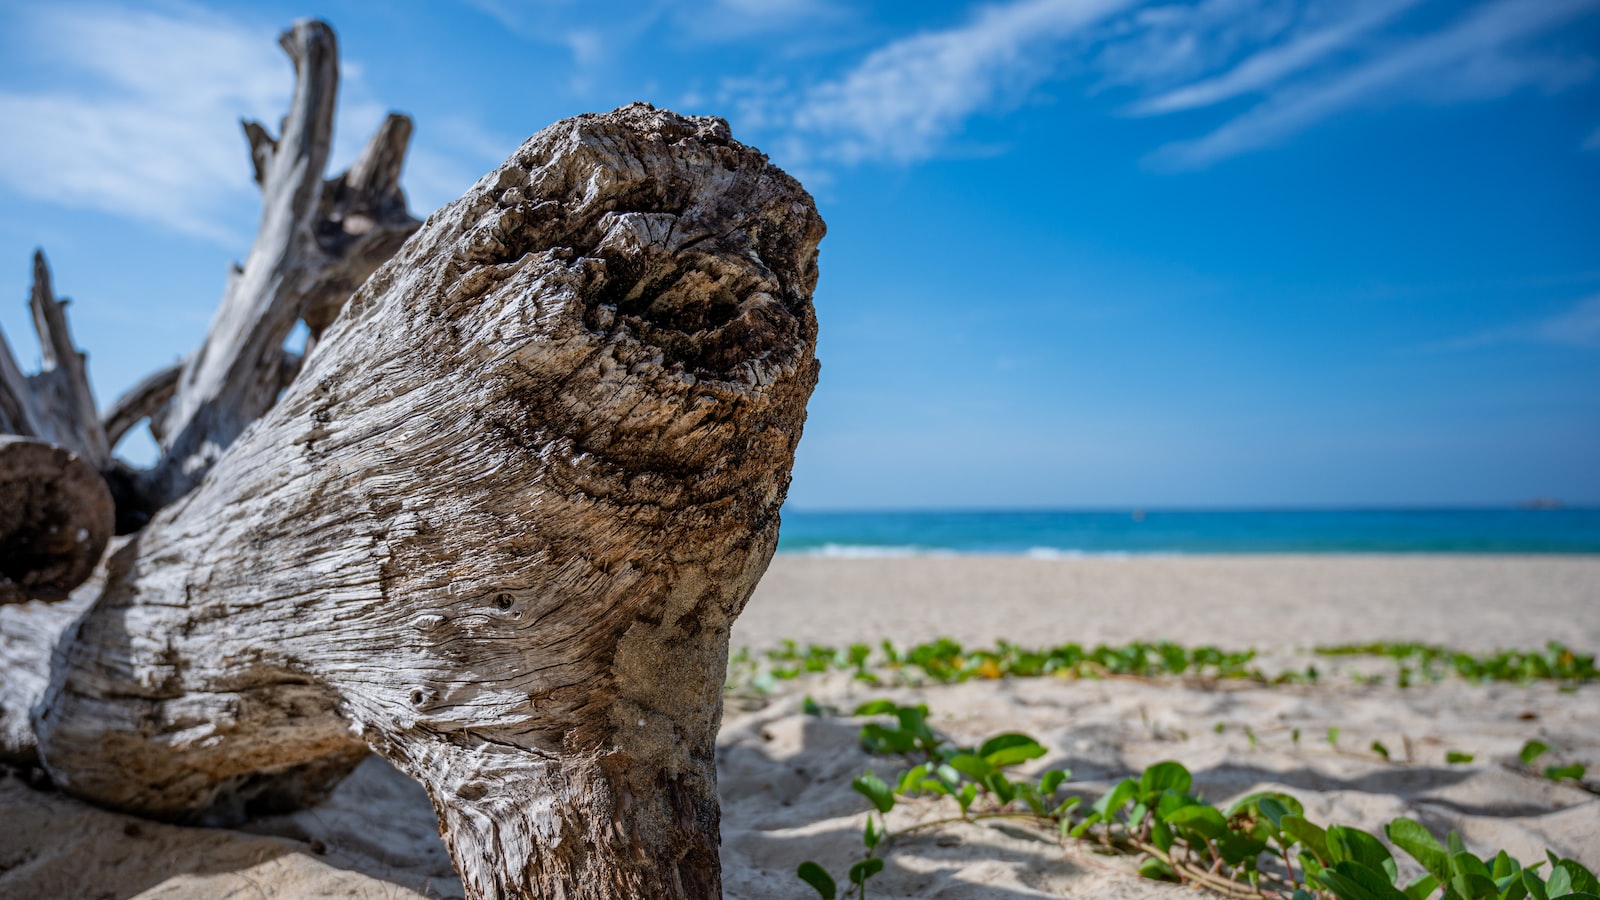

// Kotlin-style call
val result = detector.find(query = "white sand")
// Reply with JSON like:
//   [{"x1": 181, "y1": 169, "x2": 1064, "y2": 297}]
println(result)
[{"x1": 2, "y1": 554, "x2": 1596, "y2": 898}]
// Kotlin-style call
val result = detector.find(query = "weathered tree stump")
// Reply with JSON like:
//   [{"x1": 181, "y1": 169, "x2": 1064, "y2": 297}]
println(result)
[
  {"x1": 39, "y1": 102, "x2": 820, "y2": 897},
  {"x1": 0, "y1": 19, "x2": 822, "y2": 894},
  {"x1": 1, "y1": 19, "x2": 822, "y2": 896}
]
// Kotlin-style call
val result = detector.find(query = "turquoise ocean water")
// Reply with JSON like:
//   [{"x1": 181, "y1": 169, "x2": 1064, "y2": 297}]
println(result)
[{"x1": 775, "y1": 509, "x2": 1600, "y2": 556}]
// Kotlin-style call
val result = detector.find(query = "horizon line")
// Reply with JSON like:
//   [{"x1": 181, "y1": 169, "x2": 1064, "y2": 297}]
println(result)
[{"x1": 780, "y1": 503, "x2": 1600, "y2": 514}]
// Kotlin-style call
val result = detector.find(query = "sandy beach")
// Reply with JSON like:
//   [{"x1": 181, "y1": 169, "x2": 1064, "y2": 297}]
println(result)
[
  {"x1": 737, "y1": 554, "x2": 1600, "y2": 650},
  {"x1": 2, "y1": 554, "x2": 1597, "y2": 898}
]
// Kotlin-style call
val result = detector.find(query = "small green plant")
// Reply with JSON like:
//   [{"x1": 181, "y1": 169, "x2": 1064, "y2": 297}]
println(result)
[
  {"x1": 796, "y1": 699, "x2": 1072, "y2": 898},
  {"x1": 1544, "y1": 763, "x2": 1587, "y2": 782},
  {"x1": 798, "y1": 699, "x2": 1599, "y2": 900},
  {"x1": 797, "y1": 861, "x2": 836, "y2": 899},
  {"x1": 1446, "y1": 751, "x2": 1475, "y2": 764},
  {"x1": 1518, "y1": 740, "x2": 1590, "y2": 784},
  {"x1": 1316, "y1": 643, "x2": 1597, "y2": 685},
  {"x1": 728, "y1": 638, "x2": 1290, "y2": 696}
]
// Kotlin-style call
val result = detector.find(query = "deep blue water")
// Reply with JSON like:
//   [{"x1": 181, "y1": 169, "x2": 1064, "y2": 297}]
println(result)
[{"x1": 775, "y1": 509, "x2": 1600, "y2": 556}]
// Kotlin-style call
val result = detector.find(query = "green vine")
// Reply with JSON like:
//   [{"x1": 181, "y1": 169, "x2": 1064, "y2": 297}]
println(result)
[
  {"x1": 727, "y1": 639, "x2": 1595, "y2": 699},
  {"x1": 796, "y1": 699, "x2": 1598, "y2": 900}
]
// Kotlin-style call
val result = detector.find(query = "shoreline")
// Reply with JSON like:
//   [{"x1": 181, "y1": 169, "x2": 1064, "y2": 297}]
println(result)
[{"x1": 773, "y1": 549, "x2": 1600, "y2": 556}]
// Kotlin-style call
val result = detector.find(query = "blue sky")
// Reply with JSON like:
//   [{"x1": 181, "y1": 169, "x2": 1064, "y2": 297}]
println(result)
[{"x1": 1, "y1": 0, "x2": 1597, "y2": 508}]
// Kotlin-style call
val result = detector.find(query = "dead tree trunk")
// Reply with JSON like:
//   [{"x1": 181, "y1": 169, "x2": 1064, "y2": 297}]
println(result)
[
  {"x1": 9, "y1": 100, "x2": 821, "y2": 898},
  {"x1": 0, "y1": 18, "x2": 820, "y2": 897}
]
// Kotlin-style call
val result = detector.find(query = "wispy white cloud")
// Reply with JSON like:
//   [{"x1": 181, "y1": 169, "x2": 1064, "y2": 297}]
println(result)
[
  {"x1": 456, "y1": 0, "x2": 556, "y2": 32},
  {"x1": 1147, "y1": 0, "x2": 1600, "y2": 169},
  {"x1": 466, "y1": 0, "x2": 843, "y2": 39},
  {"x1": 715, "y1": 0, "x2": 829, "y2": 19},
  {"x1": 1423, "y1": 294, "x2": 1600, "y2": 352},
  {"x1": 1094, "y1": 0, "x2": 1299, "y2": 94},
  {"x1": 1128, "y1": 0, "x2": 1423, "y2": 115},
  {"x1": 457, "y1": 0, "x2": 671, "y2": 95},
  {"x1": 786, "y1": 0, "x2": 1138, "y2": 164},
  {"x1": 1532, "y1": 294, "x2": 1600, "y2": 346},
  {"x1": 0, "y1": 4, "x2": 288, "y2": 244},
  {"x1": 721, "y1": 0, "x2": 1599, "y2": 172}
]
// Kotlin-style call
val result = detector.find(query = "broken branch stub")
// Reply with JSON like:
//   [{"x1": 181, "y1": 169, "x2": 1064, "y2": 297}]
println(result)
[
  {"x1": 0, "y1": 437, "x2": 113, "y2": 606},
  {"x1": 33, "y1": 103, "x2": 822, "y2": 899}
]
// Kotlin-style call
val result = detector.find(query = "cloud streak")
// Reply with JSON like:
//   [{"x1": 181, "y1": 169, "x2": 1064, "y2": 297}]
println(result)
[
  {"x1": 787, "y1": 0, "x2": 1138, "y2": 164},
  {"x1": 1423, "y1": 294, "x2": 1600, "y2": 352},
  {"x1": 1128, "y1": 0, "x2": 1424, "y2": 115},
  {"x1": 1147, "y1": 0, "x2": 1600, "y2": 169},
  {"x1": 722, "y1": 0, "x2": 1599, "y2": 172},
  {"x1": 0, "y1": 3, "x2": 516, "y2": 245}
]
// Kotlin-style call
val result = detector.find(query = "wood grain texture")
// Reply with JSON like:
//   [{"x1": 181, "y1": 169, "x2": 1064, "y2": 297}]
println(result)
[{"x1": 16, "y1": 102, "x2": 821, "y2": 899}]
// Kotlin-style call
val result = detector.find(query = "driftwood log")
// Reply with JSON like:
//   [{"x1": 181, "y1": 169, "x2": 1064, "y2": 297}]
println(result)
[{"x1": 0, "y1": 17, "x2": 822, "y2": 900}]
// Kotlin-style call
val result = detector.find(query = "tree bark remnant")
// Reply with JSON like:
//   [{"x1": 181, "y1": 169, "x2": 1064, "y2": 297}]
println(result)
[{"x1": 14, "y1": 102, "x2": 821, "y2": 899}]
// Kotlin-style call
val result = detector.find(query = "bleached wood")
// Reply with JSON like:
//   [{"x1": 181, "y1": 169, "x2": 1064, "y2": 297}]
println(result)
[
  {"x1": 0, "y1": 320, "x2": 32, "y2": 438},
  {"x1": 19, "y1": 103, "x2": 820, "y2": 899},
  {"x1": 2, "y1": 15, "x2": 417, "y2": 742},
  {"x1": 103, "y1": 349, "x2": 299, "y2": 456},
  {"x1": 26, "y1": 253, "x2": 109, "y2": 469},
  {"x1": 0, "y1": 580, "x2": 93, "y2": 761},
  {"x1": 300, "y1": 112, "x2": 418, "y2": 348},
  {"x1": 0, "y1": 252, "x2": 109, "y2": 467},
  {"x1": 101, "y1": 363, "x2": 179, "y2": 450}
]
